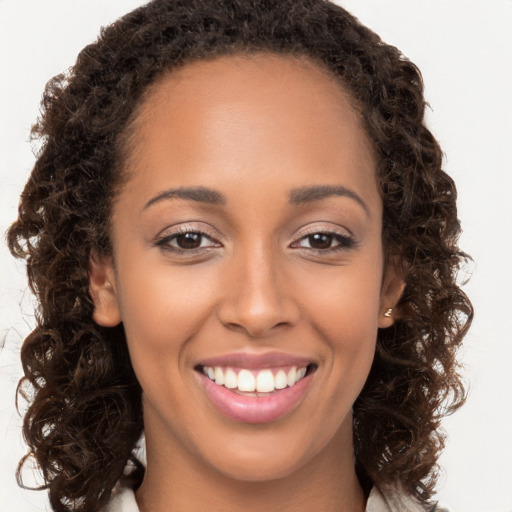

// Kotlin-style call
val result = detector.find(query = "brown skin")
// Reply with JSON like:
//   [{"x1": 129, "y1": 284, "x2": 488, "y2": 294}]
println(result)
[{"x1": 89, "y1": 55, "x2": 404, "y2": 512}]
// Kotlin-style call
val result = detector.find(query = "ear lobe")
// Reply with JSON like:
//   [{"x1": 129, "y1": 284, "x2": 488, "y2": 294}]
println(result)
[
  {"x1": 378, "y1": 260, "x2": 406, "y2": 329},
  {"x1": 88, "y1": 252, "x2": 122, "y2": 327}
]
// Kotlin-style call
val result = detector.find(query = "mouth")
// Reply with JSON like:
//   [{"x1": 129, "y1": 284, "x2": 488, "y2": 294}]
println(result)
[
  {"x1": 198, "y1": 364, "x2": 316, "y2": 396},
  {"x1": 195, "y1": 356, "x2": 317, "y2": 423}
]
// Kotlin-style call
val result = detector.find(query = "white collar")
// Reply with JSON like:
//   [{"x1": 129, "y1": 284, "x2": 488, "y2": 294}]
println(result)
[{"x1": 104, "y1": 481, "x2": 447, "y2": 512}]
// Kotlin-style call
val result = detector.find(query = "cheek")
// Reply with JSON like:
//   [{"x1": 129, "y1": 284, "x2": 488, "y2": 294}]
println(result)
[
  {"x1": 298, "y1": 260, "x2": 382, "y2": 392},
  {"x1": 114, "y1": 262, "x2": 220, "y2": 377},
  {"x1": 300, "y1": 260, "x2": 383, "y2": 343},
  {"x1": 118, "y1": 260, "x2": 216, "y2": 329}
]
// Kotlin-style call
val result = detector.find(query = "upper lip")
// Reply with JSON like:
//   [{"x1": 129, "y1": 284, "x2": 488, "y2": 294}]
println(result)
[{"x1": 197, "y1": 351, "x2": 314, "y2": 369}]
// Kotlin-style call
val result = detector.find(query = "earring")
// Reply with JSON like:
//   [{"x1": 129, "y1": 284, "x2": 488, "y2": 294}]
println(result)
[{"x1": 384, "y1": 308, "x2": 393, "y2": 318}]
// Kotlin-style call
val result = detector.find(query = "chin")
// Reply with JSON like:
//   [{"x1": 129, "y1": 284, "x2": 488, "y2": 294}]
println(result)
[
  {"x1": 208, "y1": 451, "x2": 309, "y2": 483},
  {"x1": 197, "y1": 417, "x2": 350, "y2": 484}
]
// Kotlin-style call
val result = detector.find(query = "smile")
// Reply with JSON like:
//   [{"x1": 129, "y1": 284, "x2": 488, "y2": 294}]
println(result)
[
  {"x1": 196, "y1": 355, "x2": 316, "y2": 423},
  {"x1": 201, "y1": 366, "x2": 308, "y2": 394}
]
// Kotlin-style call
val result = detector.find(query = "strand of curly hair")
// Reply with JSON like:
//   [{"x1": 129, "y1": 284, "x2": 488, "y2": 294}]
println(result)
[{"x1": 7, "y1": 1, "x2": 473, "y2": 510}]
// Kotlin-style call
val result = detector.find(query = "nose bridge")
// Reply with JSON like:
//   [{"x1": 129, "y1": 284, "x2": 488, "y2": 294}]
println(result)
[{"x1": 218, "y1": 238, "x2": 297, "y2": 337}]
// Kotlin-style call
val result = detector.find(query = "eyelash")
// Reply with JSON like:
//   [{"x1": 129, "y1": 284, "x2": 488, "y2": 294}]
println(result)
[
  {"x1": 289, "y1": 229, "x2": 356, "y2": 253},
  {"x1": 155, "y1": 226, "x2": 221, "y2": 254},
  {"x1": 155, "y1": 227, "x2": 357, "y2": 255}
]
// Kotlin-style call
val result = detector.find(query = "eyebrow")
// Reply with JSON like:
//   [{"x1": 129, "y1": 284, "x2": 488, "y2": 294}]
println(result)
[
  {"x1": 143, "y1": 184, "x2": 369, "y2": 215},
  {"x1": 289, "y1": 185, "x2": 370, "y2": 216},
  {"x1": 144, "y1": 186, "x2": 226, "y2": 209}
]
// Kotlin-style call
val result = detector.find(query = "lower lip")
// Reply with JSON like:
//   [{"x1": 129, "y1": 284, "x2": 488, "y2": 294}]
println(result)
[{"x1": 199, "y1": 372, "x2": 312, "y2": 424}]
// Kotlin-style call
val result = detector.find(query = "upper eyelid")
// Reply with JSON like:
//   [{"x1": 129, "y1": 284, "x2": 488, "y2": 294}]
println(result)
[
  {"x1": 153, "y1": 227, "x2": 222, "y2": 253},
  {"x1": 291, "y1": 232, "x2": 354, "y2": 247},
  {"x1": 158, "y1": 230, "x2": 218, "y2": 243},
  {"x1": 154, "y1": 234, "x2": 220, "y2": 259},
  {"x1": 289, "y1": 224, "x2": 358, "y2": 251},
  {"x1": 155, "y1": 223, "x2": 221, "y2": 241},
  {"x1": 293, "y1": 224, "x2": 354, "y2": 240},
  {"x1": 153, "y1": 222, "x2": 356, "y2": 246}
]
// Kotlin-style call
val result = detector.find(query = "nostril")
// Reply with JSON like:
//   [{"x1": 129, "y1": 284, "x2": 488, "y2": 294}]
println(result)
[{"x1": 221, "y1": 318, "x2": 292, "y2": 339}]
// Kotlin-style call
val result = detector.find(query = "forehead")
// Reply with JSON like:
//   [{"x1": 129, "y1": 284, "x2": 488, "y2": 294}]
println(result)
[
  {"x1": 144, "y1": 53, "x2": 357, "y2": 116},
  {"x1": 128, "y1": 53, "x2": 372, "y2": 153},
  {"x1": 118, "y1": 53, "x2": 378, "y2": 212}
]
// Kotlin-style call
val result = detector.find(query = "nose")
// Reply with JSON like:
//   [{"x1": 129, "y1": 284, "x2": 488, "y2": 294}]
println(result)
[{"x1": 217, "y1": 246, "x2": 300, "y2": 338}]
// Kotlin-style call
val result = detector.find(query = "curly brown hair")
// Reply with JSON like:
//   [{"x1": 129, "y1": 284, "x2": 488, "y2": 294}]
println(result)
[{"x1": 7, "y1": 0, "x2": 472, "y2": 510}]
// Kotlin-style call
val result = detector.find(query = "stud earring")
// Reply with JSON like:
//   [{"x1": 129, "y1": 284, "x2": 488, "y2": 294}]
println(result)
[{"x1": 384, "y1": 308, "x2": 393, "y2": 318}]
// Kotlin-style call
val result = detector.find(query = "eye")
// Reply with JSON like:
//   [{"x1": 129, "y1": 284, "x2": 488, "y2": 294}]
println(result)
[
  {"x1": 291, "y1": 231, "x2": 356, "y2": 251},
  {"x1": 155, "y1": 229, "x2": 220, "y2": 252},
  {"x1": 172, "y1": 232, "x2": 210, "y2": 249}
]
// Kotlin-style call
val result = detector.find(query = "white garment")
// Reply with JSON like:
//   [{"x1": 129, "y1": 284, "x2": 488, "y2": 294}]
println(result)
[{"x1": 104, "y1": 482, "x2": 451, "y2": 511}]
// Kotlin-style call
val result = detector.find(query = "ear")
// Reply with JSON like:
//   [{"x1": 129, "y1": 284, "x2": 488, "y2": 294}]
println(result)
[
  {"x1": 88, "y1": 251, "x2": 122, "y2": 327},
  {"x1": 378, "y1": 259, "x2": 406, "y2": 329}
]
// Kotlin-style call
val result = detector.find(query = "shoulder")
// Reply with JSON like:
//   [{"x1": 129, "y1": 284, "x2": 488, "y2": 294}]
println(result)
[{"x1": 366, "y1": 485, "x2": 452, "y2": 512}]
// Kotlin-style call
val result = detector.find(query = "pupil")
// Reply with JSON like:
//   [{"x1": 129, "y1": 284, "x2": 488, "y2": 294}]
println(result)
[
  {"x1": 177, "y1": 233, "x2": 202, "y2": 249},
  {"x1": 309, "y1": 233, "x2": 332, "y2": 249}
]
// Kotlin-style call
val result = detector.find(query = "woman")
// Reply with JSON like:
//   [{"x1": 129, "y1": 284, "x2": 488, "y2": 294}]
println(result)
[{"x1": 7, "y1": 0, "x2": 472, "y2": 511}]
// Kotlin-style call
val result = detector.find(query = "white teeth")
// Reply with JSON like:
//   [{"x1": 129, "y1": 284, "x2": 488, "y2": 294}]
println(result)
[
  {"x1": 237, "y1": 369, "x2": 256, "y2": 392},
  {"x1": 214, "y1": 367, "x2": 224, "y2": 386},
  {"x1": 287, "y1": 367, "x2": 297, "y2": 387},
  {"x1": 224, "y1": 369, "x2": 237, "y2": 389},
  {"x1": 202, "y1": 365, "x2": 309, "y2": 393},
  {"x1": 274, "y1": 370, "x2": 288, "y2": 389},
  {"x1": 256, "y1": 370, "x2": 275, "y2": 392}
]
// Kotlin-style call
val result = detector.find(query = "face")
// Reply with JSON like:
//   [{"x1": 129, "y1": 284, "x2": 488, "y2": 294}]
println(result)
[{"x1": 90, "y1": 54, "x2": 403, "y2": 484}]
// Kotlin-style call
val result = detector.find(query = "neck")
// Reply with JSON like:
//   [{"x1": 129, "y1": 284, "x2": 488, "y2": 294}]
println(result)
[{"x1": 136, "y1": 419, "x2": 366, "y2": 512}]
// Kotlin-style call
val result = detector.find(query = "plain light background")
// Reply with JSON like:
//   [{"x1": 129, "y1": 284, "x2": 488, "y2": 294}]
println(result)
[{"x1": 1, "y1": 1, "x2": 511, "y2": 511}]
